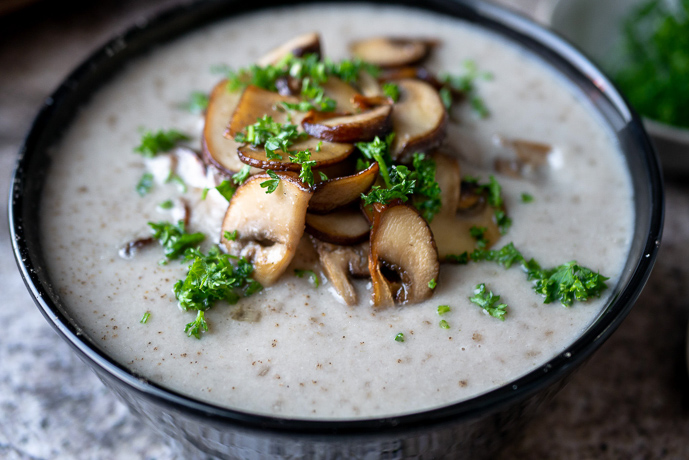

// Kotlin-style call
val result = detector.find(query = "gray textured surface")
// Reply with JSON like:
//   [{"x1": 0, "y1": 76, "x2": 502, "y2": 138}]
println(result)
[{"x1": 1, "y1": 1, "x2": 687, "y2": 459}]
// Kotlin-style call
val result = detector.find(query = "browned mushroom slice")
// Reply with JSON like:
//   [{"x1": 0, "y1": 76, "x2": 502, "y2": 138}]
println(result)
[
  {"x1": 321, "y1": 76, "x2": 361, "y2": 114},
  {"x1": 314, "y1": 240, "x2": 369, "y2": 305},
  {"x1": 369, "y1": 202, "x2": 439, "y2": 306},
  {"x1": 226, "y1": 85, "x2": 301, "y2": 139},
  {"x1": 310, "y1": 162, "x2": 379, "y2": 213},
  {"x1": 378, "y1": 66, "x2": 443, "y2": 90},
  {"x1": 305, "y1": 207, "x2": 370, "y2": 245},
  {"x1": 302, "y1": 104, "x2": 392, "y2": 143},
  {"x1": 256, "y1": 32, "x2": 321, "y2": 67},
  {"x1": 431, "y1": 151, "x2": 461, "y2": 218},
  {"x1": 430, "y1": 181, "x2": 501, "y2": 261},
  {"x1": 389, "y1": 79, "x2": 447, "y2": 160},
  {"x1": 357, "y1": 70, "x2": 383, "y2": 97},
  {"x1": 511, "y1": 139, "x2": 552, "y2": 166},
  {"x1": 237, "y1": 137, "x2": 353, "y2": 171},
  {"x1": 350, "y1": 37, "x2": 432, "y2": 68},
  {"x1": 203, "y1": 80, "x2": 260, "y2": 175},
  {"x1": 220, "y1": 172, "x2": 312, "y2": 286}
]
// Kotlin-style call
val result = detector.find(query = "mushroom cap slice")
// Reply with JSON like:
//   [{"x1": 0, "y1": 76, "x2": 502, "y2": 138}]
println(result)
[
  {"x1": 302, "y1": 104, "x2": 392, "y2": 143},
  {"x1": 369, "y1": 202, "x2": 439, "y2": 306},
  {"x1": 226, "y1": 85, "x2": 302, "y2": 139},
  {"x1": 389, "y1": 79, "x2": 448, "y2": 160},
  {"x1": 256, "y1": 32, "x2": 321, "y2": 67},
  {"x1": 220, "y1": 172, "x2": 312, "y2": 286},
  {"x1": 321, "y1": 76, "x2": 362, "y2": 114},
  {"x1": 310, "y1": 161, "x2": 379, "y2": 213},
  {"x1": 350, "y1": 37, "x2": 432, "y2": 68},
  {"x1": 314, "y1": 240, "x2": 369, "y2": 305},
  {"x1": 431, "y1": 151, "x2": 461, "y2": 219},
  {"x1": 237, "y1": 137, "x2": 354, "y2": 171},
  {"x1": 203, "y1": 80, "x2": 261, "y2": 175},
  {"x1": 305, "y1": 207, "x2": 370, "y2": 245}
]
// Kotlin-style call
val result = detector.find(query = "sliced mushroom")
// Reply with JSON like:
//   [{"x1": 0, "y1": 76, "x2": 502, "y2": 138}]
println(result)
[
  {"x1": 310, "y1": 161, "x2": 379, "y2": 213},
  {"x1": 378, "y1": 66, "x2": 443, "y2": 89},
  {"x1": 357, "y1": 70, "x2": 383, "y2": 97},
  {"x1": 302, "y1": 104, "x2": 392, "y2": 143},
  {"x1": 226, "y1": 85, "x2": 301, "y2": 139},
  {"x1": 203, "y1": 80, "x2": 261, "y2": 175},
  {"x1": 321, "y1": 76, "x2": 362, "y2": 114},
  {"x1": 237, "y1": 137, "x2": 354, "y2": 171},
  {"x1": 314, "y1": 240, "x2": 369, "y2": 305},
  {"x1": 350, "y1": 37, "x2": 433, "y2": 68},
  {"x1": 430, "y1": 180, "x2": 502, "y2": 261},
  {"x1": 431, "y1": 151, "x2": 461, "y2": 219},
  {"x1": 492, "y1": 136, "x2": 553, "y2": 179},
  {"x1": 256, "y1": 32, "x2": 321, "y2": 67},
  {"x1": 220, "y1": 172, "x2": 312, "y2": 286},
  {"x1": 369, "y1": 201, "x2": 439, "y2": 306},
  {"x1": 305, "y1": 207, "x2": 370, "y2": 245},
  {"x1": 389, "y1": 79, "x2": 447, "y2": 160}
]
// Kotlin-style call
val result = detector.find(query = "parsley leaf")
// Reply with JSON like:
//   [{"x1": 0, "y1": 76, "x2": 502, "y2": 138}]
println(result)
[
  {"x1": 235, "y1": 115, "x2": 307, "y2": 159},
  {"x1": 224, "y1": 230, "x2": 238, "y2": 241},
  {"x1": 184, "y1": 310, "x2": 208, "y2": 339},
  {"x1": 289, "y1": 150, "x2": 317, "y2": 186},
  {"x1": 136, "y1": 172, "x2": 154, "y2": 196},
  {"x1": 428, "y1": 278, "x2": 437, "y2": 289},
  {"x1": 382, "y1": 82, "x2": 400, "y2": 101},
  {"x1": 411, "y1": 153, "x2": 442, "y2": 222},
  {"x1": 215, "y1": 180, "x2": 236, "y2": 201},
  {"x1": 148, "y1": 220, "x2": 205, "y2": 260},
  {"x1": 294, "y1": 269, "x2": 319, "y2": 287},
  {"x1": 470, "y1": 283, "x2": 507, "y2": 320},
  {"x1": 232, "y1": 165, "x2": 252, "y2": 185},
  {"x1": 395, "y1": 332, "x2": 405, "y2": 342},
  {"x1": 439, "y1": 60, "x2": 492, "y2": 118},
  {"x1": 134, "y1": 129, "x2": 190, "y2": 157},
  {"x1": 183, "y1": 91, "x2": 209, "y2": 114},
  {"x1": 437, "y1": 305, "x2": 451, "y2": 315},
  {"x1": 521, "y1": 193, "x2": 534, "y2": 203},
  {"x1": 439, "y1": 319, "x2": 451, "y2": 329},
  {"x1": 260, "y1": 170, "x2": 281, "y2": 194},
  {"x1": 140, "y1": 312, "x2": 151, "y2": 324},
  {"x1": 530, "y1": 261, "x2": 610, "y2": 307},
  {"x1": 362, "y1": 165, "x2": 416, "y2": 206}
]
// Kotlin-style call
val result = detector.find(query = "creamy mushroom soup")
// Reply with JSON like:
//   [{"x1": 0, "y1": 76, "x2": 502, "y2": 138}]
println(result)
[{"x1": 40, "y1": 4, "x2": 633, "y2": 419}]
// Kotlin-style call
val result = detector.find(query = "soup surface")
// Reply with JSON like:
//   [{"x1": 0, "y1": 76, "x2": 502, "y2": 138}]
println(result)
[{"x1": 40, "y1": 4, "x2": 633, "y2": 419}]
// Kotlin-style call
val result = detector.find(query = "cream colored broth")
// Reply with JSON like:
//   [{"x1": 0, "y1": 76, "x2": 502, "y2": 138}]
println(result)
[{"x1": 40, "y1": 4, "x2": 633, "y2": 419}]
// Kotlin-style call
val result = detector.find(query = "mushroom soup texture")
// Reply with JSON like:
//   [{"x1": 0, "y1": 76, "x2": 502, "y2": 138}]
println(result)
[{"x1": 40, "y1": 4, "x2": 633, "y2": 419}]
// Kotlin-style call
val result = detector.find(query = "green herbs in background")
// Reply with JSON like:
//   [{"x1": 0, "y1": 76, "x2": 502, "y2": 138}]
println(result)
[
  {"x1": 613, "y1": 0, "x2": 689, "y2": 128},
  {"x1": 183, "y1": 91, "x2": 209, "y2": 114},
  {"x1": 234, "y1": 115, "x2": 307, "y2": 159},
  {"x1": 232, "y1": 165, "x2": 252, "y2": 185},
  {"x1": 521, "y1": 193, "x2": 534, "y2": 203},
  {"x1": 465, "y1": 175, "x2": 511, "y2": 234},
  {"x1": 470, "y1": 283, "x2": 507, "y2": 320},
  {"x1": 382, "y1": 82, "x2": 400, "y2": 101},
  {"x1": 148, "y1": 220, "x2": 205, "y2": 260},
  {"x1": 295, "y1": 269, "x2": 320, "y2": 287},
  {"x1": 439, "y1": 319, "x2": 451, "y2": 329},
  {"x1": 260, "y1": 170, "x2": 281, "y2": 194},
  {"x1": 134, "y1": 129, "x2": 190, "y2": 157},
  {"x1": 158, "y1": 199, "x2": 174, "y2": 210},
  {"x1": 224, "y1": 230, "x2": 238, "y2": 241},
  {"x1": 438, "y1": 59, "x2": 493, "y2": 118},
  {"x1": 395, "y1": 332, "x2": 405, "y2": 342},
  {"x1": 136, "y1": 172, "x2": 154, "y2": 196},
  {"x1": 215, "y1": 180, "x2": 236, "y2": 201},
  {"x1": 174, "y1": 246, "x2": 262, "y2": 339}
]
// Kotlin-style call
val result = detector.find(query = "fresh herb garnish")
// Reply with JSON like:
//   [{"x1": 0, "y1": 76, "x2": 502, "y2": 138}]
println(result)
[
  {"x1": 446, "y1": 253, "x2": 469, "y2": 264},
  {"x1": 411, "y1": 153, "x2": 442, "y2": 222},
  {"x1": 318, "y1": 171, "x2": 328, "y2": 181},
  {"x1": 382, "y1": 82, "x2": 400, "y2": 102},
  {"x1": 294, "y1": 269, "x2": 319, "y2": 287},
  {"x1": 289, "y1": 150, "x2": 317, "y2": 186},
  {"x1": 159, "y1": 200, "x2": 174, "y2": 210},
  {"x1": 140, "y1": 311, "x2": 151, "y2": 324},
  {"x1": 439, "y1": 60, "x2": 492, "y2": 118},
  {"x1": 134, "y1": 129, "x2": 190, "y2": 157},
  {"x1": 201, "y1": 188, "x2": 209, "y2": 200},
  {"x1": 224, "y1": 230, "x2": 238, "y2": 241},
  {"x1": 173, "y1": 246, "x2": 262, "y2": 338},
  {"x1": 235, "y1": 115, "x2": 307, "y2": 160},
  {"x1": 394, "y1": 332, "x2": 405, "y2": 342},
  {"x1": 428, "y1": 278, "x2": 437, "y2": 290},
  {"x1": 215, "y1": 180, "x2": 236, "y2": 201},
  {"x1": 439, "y1": 319, "x2": 451, "y2": 329},
  {"x1": 470, "y1": 283, "x2": 507, "y2": 320},
  {"x1": 521, "y1": 193, "x2": 534, "y2": 203},
  {"x1": 437, "y1": 305, "x2": 451, "y2": 315},
  {"x1": 470, "y1": 226, "x2": 488, "y2": 249},
  {"x1": 183, "y1": 91, "x2": 209, "y2": 114},
  {"x1": 362, "y1": 164, "x2": 416, "y2": 206},
  {"x1": 232, "y1": 165, "x2": 252, "y2": 185},
  {"x1": 260, "y1": 170, "x2": 281, "y2": 194},
  {"x1": 136, "y1": 172, "x2": 154, "y2": 196},
  {"x1": 167, "y1": 175, "x2": 187, "y2": 193},
  {"x1": 149, "y1": 220, "x2": 205, "y2": 260}
]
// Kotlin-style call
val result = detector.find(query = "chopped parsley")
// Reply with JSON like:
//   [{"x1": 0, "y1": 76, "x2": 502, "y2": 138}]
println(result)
[
  {"x1": 289, "y1": 150, "x2": 317, "y2": 186},
  {"x1": 521, "y1": 193, "x2": 534, "y2": 203},
  {"x1": 140, "y1": 311, "x2": 151, "y2": 324},
  {"x1": 411, "y1": 153, "x2": 442, "y2": 222},
  {"x1": 446, "y1": 253, "x2": 469, "y2": 264},
  {"x1": 382, "y1": 82, "x2": 400, "y2": 101},
  {"x1": 148, "y1": 220, "x2": 205, "y2": 260},
  {"x1": 201, "y1": 188, "x2": 209, "y2": 200},
  {"x1": 232, "y1": 165, "x2": 252, "y2": 185},
  {"x1": 234, "y1": 115, "x2": 307, "y2": 160},
  {"x1": 136, "y1": 172, "x2": 154, "y2": 196},
  {"x1": 362, "y1": 164, "x2": 416, "y2": 206},
  {"x1": 394, "y1": 332, "x2": 405, "y2": 342},
  {"x1": 439, "y1": 319, "x2": 451, "y2": 329},
  {"x1": 470, "y1": 283, "x2": 507, "y2": 320},
  {"x1": 294, "y1": 269, "x2": 319, "y2": 287},
  {"x1": 215, "y1": 180, "x2": 236, "y2": 201},
  {"x1": 224, "y1": 230, "x2": 238, "y2": 241},
  {"x1": 318, "y1": 171, "x2": 328, "y2": 181},
  {"x1": 467, "y1": 175, "x2": 511, "y2": 234},
  {"x1": 470, "y1": 226, "x2": 488, "y2": 249},
  {"x1": 428, "y1": 278, "x2": 437, "y2": 290},
  {"x1": 173, "y1": 246, "x2": 263, "y2": 339},
  {"x1": 260, "y1": 170, "x2": 281, "y2": 194},
  {"x1": 439, "y1": 60, "x2": 493, "y2": 118},
  {"x1": 183, "y1": 91, "x2": 209, "y2": 114},
  {"x1": 159, "y1": 199, "x2": 174, "y2": 210},
  {"x1": 437, "y1": 305, "x2": 451, "y2": 315},
  {"x1": 134, "y1": 129, "x2": 190, "y2": 157}
]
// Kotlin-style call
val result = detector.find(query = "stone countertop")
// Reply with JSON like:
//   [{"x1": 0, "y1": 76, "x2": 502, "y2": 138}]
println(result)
[{"x1": 1, "y1": 1, "x2": 687, "y2": 459}]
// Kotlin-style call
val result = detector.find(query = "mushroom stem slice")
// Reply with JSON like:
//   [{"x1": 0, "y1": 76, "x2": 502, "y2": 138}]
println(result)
[
  {"x1": 310, "y1": 161, "x2": 379, "y2": 213},
  {"x1": 315, "y1": 240, "x2": 369, "y2": 305},
  {"x1": 369, "y1": 201, "x2": 439, "y2": 306},
  {"x1": 306, "y1": 207, "x2": 370, "y2": 245},
  {"x1": 389, "y1": 79, "x2": 448, "y2": 161},
  {"x1": 221, "y1": 172, "x2": 312, "y2": 286},
  {"x1": 350, "y1": 37, "x2": 434, "y2": 68},
  {"x1": 302, "y1": 104, "x2": 392, "y2": 143},
  {"x1": 256, "y1": 32, "x2": 321, "y2": 67}
]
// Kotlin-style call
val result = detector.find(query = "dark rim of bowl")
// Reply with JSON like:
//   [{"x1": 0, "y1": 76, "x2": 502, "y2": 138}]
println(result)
[{"x1": 9, "y1": 0, "x2": 663, "y2": 436}]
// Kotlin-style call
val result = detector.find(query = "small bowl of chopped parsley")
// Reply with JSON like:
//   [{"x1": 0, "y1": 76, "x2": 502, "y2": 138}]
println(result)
[{"x1": 550, "y1": 0, "x2": 689, "y2": 174}]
